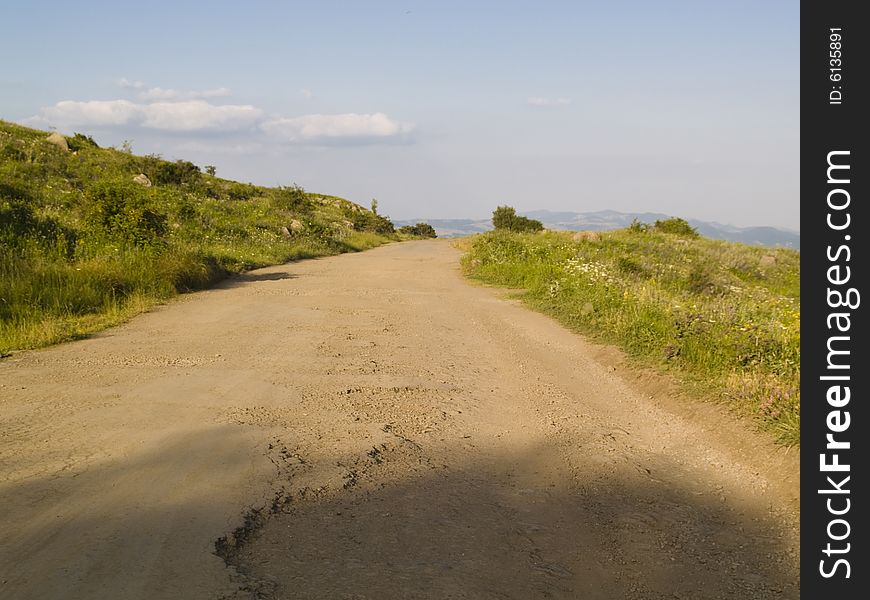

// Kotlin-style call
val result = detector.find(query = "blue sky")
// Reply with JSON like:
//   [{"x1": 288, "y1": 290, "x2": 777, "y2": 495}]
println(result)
[{"x1": 1, "y1": 1, "x2": 799, "y2": 229}]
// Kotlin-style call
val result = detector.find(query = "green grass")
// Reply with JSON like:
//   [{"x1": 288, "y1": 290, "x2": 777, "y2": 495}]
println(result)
[
  {"x1": 0, "y1": 120, "x2": 398, "y2": 354},
  {"x1": 462, "y1": 229, "x2": 800, "y2": 446}
]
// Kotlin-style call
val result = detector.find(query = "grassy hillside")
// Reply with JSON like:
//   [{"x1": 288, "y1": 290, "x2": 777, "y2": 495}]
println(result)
[
  {"x1": 462, "y1": 227, "x2": 800, "y2": 445},
  {"x1": 0, "y1": 120, "x2": 401, "y2": 354}
]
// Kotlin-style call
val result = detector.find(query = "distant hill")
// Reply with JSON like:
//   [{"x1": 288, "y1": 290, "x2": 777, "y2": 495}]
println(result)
[{"x1": 396, "y1": 209, "x2": 800, "y2": 249}]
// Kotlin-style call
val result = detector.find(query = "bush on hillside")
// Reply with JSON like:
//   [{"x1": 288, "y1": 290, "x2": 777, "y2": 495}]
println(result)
[
  {"x1": 226, "y1": 182, "x2": 257, "y2": 201},
  {"x1": 346, "y1": 207, "x2": 396, "y2": 234},
  {"x1": 67, "y1": 133, "x2": 99, "y2": 152},
  {"x1": 654, "y1": 217, "x2": 698, "y2": 238},
  {"x1": 85, "y1": 180, "x2": 167, "y2": 248},
  {"x1": 627, "y1": 218, "x2": 649, "y2": 233},
  {"x1": 492, "y1": 205, "x2": 544, "y2": 233},
  {"x1": 398, "y1": 223, "x2": 437, "y2": 238},
  {"x1": 151, "y1": 160, "x2": 201, "y2": 186},
  {"x1": 273, "y1": 185, "x2": 313, "y2": 213}
]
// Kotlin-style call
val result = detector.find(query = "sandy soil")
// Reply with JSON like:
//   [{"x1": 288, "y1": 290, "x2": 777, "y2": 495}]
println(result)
[{"x1": 0, "y1": 240, "x2": 799, "y2": 599}]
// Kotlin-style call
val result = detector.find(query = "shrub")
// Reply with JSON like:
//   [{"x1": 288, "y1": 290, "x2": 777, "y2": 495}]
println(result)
[
  {"x1": 369, "y1": 213, "x2": 396, "y2": 234},
  {"x1": 492, "y1": 205, "x2": 544, "y2": 233},
  {"x1": 151, "y1": 160, "x2": 201, "y2": 186},
  {"x1": 67, "y1": 133, "x2": 99, "y2": 152},
  {"x1": 398, "y1": 223, "x2": 437, "y2": 238},
  {"x1": 272, "y1": 185, "x2": 312, "y2": 213},
  {"x1": 628, "y1": 218, "x2": 649, "y2": 233},
  {"x1": 346, "y1": 208, "x2": 395, "y2": 234},
  {"x1": 654, "y1": 217, "x2": 698, "y2": 238},
  {"x1": 85, "y1": 180, "x2": 167, "y2": 248},
  {"x1": 226, "y1": 182, "x2": 255, "y2": 201}
]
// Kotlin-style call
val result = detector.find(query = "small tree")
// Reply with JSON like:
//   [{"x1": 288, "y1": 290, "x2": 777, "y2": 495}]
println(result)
[
  {"x1": 85, "y1": 180, "x2": 167, "y2": 247},
  {"x1": 370, "y1": 198, "x2": 379, "y2": 215},
  {"x1": 492, "y1": 205, "x2": 517, "y2": 230},
  {"x1": 654, "y1": 217, "x2": 698, "y2": 238},
  {"x1": 398, "y1": 223, "x2": 437, "y2": 238},
  {"x1": 273, "y1": 184, "x2": 311, "y2": 212},
  {"x1": 151, "y1": 160, "x2": 201, "y2": 186},
  {"x1": 628, "y1": 218, "x2": 649, "y2": 233},
  {"x1": 204, "y1": 165, "x2": 217, "y2": 176},
  {"x1": 68, "y1": 133, "x2": 99, "y2": 151},
  {"x1": 492, "y1": 205, "x2": 543, "y2": 233},
  {"x1": 346, "y1": 204, "x2": 395, "y2": 234}
]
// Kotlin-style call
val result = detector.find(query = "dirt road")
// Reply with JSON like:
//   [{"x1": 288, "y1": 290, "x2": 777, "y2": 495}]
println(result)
[{"x1": 0, "y1": 240, "x2": 799, "y2": 599}]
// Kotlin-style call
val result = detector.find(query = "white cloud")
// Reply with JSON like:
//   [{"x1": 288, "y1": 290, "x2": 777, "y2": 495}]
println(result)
[
  {"x1": 36, "y1": 100, "x2": 142, "y2": 127},
  {"x1": 117, "y1": 78, "x2": 232, "y2": 101},
  {"x1": 527, "y1": 96, "x2": 572, "y2": 107},
  {"x1": 26, "y1": 85, "x2": 411, "y2": 146},
  {"x1": 141, "y1": 101, "x2": 261, "y2": 131},
  {"x1": 117, "y1": 78, "x2": 146, "y2": 90},
  {"x1": 138, "y1": 87, "x2": 179, "y2": 101},
  {"x1": 28, "y1": 99, "x2": 262, "y2": 132},
  {"x1": 261, "y1": 112, "x2": 414, "y2": 144}
]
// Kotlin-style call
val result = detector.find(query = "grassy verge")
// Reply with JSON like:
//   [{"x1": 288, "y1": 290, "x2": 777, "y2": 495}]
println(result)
[
  {"x1": 462, "y1": 229, "x2": 800, "y2": 446},
  {"x1": 1, "y1": 120, "x2": 397, "y2": 354}
]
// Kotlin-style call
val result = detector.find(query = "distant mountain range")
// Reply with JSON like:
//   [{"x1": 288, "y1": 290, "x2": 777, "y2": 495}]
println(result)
[{"x1": 395, "y1": 209, "x2": 800, "y2": 249}]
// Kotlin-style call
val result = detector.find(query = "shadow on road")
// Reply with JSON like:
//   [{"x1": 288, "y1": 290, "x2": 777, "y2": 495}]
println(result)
[
  {"x1": 0, "y1": 425, "x2": 265, "y2": 600},
  {"x1": 1, "y1": 432, "x2": 799, "y2": 600},
  {"x1": 228, "y1": 271, "x2": 298, "y2": 283},
  {"x1": 227, "y1": 441, "x2": 799, "y2": 600}
]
